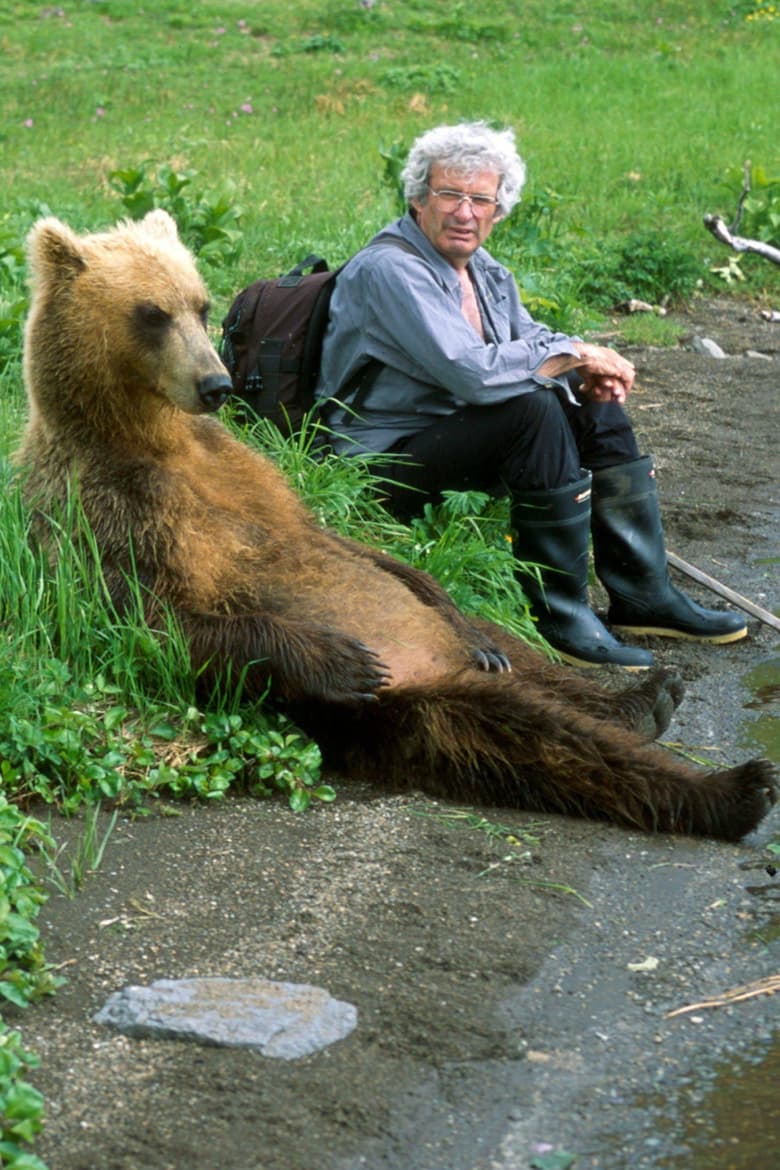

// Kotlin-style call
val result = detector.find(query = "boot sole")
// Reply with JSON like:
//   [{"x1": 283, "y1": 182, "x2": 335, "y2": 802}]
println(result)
[
  {"x1": 556, "y1": 650, "x2": 652, "y2": 672},
  {"x1": 611, "y1": 624, "x2": 748, "y2": 645}
]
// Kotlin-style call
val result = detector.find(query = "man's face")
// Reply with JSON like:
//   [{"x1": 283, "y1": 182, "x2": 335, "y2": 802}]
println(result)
[{"x1": 411, "y1": 164, "x2": 502, "y2": 268}]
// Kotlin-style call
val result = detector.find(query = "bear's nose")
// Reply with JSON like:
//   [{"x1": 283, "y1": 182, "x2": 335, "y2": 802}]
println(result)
[{"x1": 198, "y1": 372, "x2": 232, "y2": 412}]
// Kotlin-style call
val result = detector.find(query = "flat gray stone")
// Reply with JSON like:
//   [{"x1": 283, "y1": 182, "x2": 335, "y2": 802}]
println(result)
[
  {"x1": 690, "y1": 335, "x2": 726, "y2": 358},
  {"x1": 94, "y1": 976, "x2": 357, "y2": 1059}
]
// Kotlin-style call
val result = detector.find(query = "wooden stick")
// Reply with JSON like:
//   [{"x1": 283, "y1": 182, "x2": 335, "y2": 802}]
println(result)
[
  {"x1": 667, "y1": 551, "x2": 780, "y2": 633},
  {"x1": 665, "y1": 973, "x2": 780, "y2": 1018}
]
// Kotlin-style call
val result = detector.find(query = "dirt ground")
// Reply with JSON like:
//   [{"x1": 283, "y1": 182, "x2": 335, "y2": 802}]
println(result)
[{"x1": 14, "y1": 298, "x2": 780, "y2": 1170}]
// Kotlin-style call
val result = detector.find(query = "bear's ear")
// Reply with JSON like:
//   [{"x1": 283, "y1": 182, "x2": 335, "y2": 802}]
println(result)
[
  {"x1": 26, "y1": 217, "x2": 86, "y2": 285},
  {"x1": 140, "y1": 209, "x2": 181, "y2": 242}
]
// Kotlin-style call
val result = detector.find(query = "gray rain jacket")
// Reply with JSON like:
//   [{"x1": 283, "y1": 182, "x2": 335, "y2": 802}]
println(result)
[{"x1": 315, "y1": 212, "x2": 582, "y2": 455}]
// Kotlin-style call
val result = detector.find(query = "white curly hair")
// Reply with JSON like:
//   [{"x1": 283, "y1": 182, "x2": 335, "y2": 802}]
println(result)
[{"x1": 401, "y1": 121, "x2": 526, "y2": 217}]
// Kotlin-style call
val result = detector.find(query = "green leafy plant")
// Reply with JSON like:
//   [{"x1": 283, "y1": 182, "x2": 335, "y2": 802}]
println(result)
[
  {"x1": 493, "y1": 185, "x2": 571, "y2": 271},
  {"x1": 722, "y1": 162, "x2": 780, "y2": 247},
  {"x1": 107, "y1": 163, "x2": 244, "y2": 271},
  {"x1": 0, "y1": 658, "x2": 329, "y2": 816},
  {"x1": 0, "y1": 1019, "x2": 47, "y2": 1169},
  {"x1": 571, "y1": 229, "x2": 702, "y2": 307},
  {"x1": 711, "y1": 253, "x2": 746, "y2": 286},
  {"x1": 0, "y1": 801, "x2": 60, "y2": 1169},
  {"x1": 0, "y1": 801, "x2": 61, "y2": 1009},
  {"x1": 378, "y1": 140, "x2": 410, "y2": 217},
  {"x1": 0, "y1": 224, "x2": 31, "y2": 377},
  {"x1": 399, "y1": 490, "x2": 545, "y2": 647},
  {"x1": 486, "y1": 188, "x2": 600, "y2": 330},
  {"x1": 380, "y1": 64, "x2": 461, "y2": 94},
  {"x1": 145, "y1": 708, "x2": 330, "y2": 811},
  {"x1": 272, "y1": 33, "x2": 346, "y2": 56},
  {"x1": 406, "y1": 6, "x2": 509, "y2": 43}
]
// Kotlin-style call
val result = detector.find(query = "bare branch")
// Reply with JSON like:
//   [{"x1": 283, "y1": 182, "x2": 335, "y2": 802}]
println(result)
[{"x1": 703, "y1": 214, "x2": 780, "y2": 267}]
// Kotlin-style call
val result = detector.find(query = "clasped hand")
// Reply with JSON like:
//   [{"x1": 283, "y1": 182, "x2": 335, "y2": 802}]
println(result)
[{"x1": 576, "y1": 343, "x2": 635, "y2": 404}]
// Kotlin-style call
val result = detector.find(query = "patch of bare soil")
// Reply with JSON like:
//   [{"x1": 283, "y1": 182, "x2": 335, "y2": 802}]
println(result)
[{"x1": 13, "y1": 299, "x2": 780, "y2": 1170}]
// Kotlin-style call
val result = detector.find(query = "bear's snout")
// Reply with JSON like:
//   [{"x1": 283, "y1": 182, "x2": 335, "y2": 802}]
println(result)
[{"x1": 198, "y1": 372, "x2": 233, "y2": 412}]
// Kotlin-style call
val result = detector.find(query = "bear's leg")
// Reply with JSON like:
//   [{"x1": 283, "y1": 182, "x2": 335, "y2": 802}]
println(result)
[
  {"x1": 348, "y1": 676, "x2": 775, "y2": 840},
  {"x1": 471, "y1": 624, "x2": 684, "y2": 740},
  {"x1": 530, "y1": 663, "x2": 685, "y2": 741},
  {"x1": 607, "y1": 667, "x2": 685, "y2": 740},
  {"x1": 181, "y1": 609, "x2": 392, "y2": 704}
]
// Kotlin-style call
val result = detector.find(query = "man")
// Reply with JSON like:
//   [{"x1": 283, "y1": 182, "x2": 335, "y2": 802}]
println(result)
[{"x1": 315, "y1": 121, "x2": 746, "y2": 668}]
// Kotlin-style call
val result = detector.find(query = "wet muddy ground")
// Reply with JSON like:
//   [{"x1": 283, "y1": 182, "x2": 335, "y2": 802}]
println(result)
[{"x1": 14, "y1": 298, "x2": 780, "y2": 1170}]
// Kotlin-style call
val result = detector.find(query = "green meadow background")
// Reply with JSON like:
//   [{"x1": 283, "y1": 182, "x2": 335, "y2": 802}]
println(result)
[
  {"x1": 3, "y1": 0, "x2": 780, "y2": 298},
  {"x1": 0, "y1": 3, "x2": 778, "y2": 1164}
]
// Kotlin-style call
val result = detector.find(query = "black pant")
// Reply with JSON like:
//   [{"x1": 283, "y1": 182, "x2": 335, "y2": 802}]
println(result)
[{"x1": 380, "y1": 387, "x2": 640, "y2": 520}]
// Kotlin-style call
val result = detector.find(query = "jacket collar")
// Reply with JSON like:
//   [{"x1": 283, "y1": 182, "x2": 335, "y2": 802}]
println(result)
[{"x1": 379, "y1": 212, "x2": 504, "y2": 291}]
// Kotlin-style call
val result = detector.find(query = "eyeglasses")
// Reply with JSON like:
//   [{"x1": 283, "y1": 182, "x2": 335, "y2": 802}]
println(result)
[{"x1": 427, "y1": 187, "x2": 499, "y2": 216}]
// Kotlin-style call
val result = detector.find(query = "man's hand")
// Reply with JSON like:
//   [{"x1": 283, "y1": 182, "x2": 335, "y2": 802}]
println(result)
[
  {"x1": 575, "y1": 343, "x2": 636, "y2": 397},
  {"x1": 538, "y1": 343, "x2": 635, "y2": 402},
  {"x1": 579, "y1": 372, "x2": 629, "y2": 404}
]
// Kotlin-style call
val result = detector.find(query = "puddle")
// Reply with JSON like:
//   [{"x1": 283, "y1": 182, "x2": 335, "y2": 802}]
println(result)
[
  {"x1": 739, "y1": 655, "x2": 780, "y2": 764},
  {"x1": 658, "y1": 1039, "x2": 780, "y2": 1169},
  {"x1": 744, "y1": 879, "x2": 780, "y2": 943},
  {"x1": 650, "y1": 656, "x2": 780, "y2": 1167}
]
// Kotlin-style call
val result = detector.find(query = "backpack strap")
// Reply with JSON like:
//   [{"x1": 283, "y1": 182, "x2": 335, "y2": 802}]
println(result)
[
  {"x1": 332, "y1": 235, "x2": 423, "y2": 421},
  {"x1": 365, "y1": 234, "x2": 422, "y2": 259},
  {"x1": 278, "y1": 254, "x2": 329, "y2": 286}
]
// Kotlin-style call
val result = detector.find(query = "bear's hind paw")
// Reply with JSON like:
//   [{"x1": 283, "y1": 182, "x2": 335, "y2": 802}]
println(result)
[{"x1": 705, "y1": 758, "x2": 777, "y2": 841}]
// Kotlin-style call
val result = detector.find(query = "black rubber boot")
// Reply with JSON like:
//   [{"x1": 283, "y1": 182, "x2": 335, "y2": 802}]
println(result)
[
  {"x1": 511, "y1": 474, "x2": 654, "y2": 669},
  {"x1": 591, "y1": 457, "x2": 747, "y2": 643}
]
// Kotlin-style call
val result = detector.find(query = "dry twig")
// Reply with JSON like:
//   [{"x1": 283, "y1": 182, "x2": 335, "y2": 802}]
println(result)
[{"x1": 665, "y1": 973, "x2": 780, "y2": 1018}]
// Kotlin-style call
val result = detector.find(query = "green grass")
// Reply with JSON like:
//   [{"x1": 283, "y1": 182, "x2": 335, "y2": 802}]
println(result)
[
  {"x1": 3, "y1": 2, "x2": 780, "y2": 292},
  {"x1": 1, "y1": 1, "x2": 777, "y2": 370},
  {"x1": 0, "y1": 2, "x2": 779, "y2": 1163}
]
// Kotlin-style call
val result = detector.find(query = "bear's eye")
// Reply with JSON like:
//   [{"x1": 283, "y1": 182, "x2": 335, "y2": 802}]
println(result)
[
  {"x1": 199, "y1": 302, "x2": 210, "y2": 328},
  {"x1": 134, "y1": 303, "x2": 171, "y2": 334}
]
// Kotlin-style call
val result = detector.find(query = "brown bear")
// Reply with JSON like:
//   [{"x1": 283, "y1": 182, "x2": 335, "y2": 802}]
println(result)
[{"x1": 17, "y1": 210, "x2": 777, "y2": 840}]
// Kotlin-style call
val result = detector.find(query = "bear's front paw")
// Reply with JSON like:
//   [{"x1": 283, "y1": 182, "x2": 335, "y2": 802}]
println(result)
[
  {"x1": 470, "y1": 640, "x2": 512, "y2": 674},
  {"x1": 306, "y1": 633, "x2": 392, "y2": 705}
]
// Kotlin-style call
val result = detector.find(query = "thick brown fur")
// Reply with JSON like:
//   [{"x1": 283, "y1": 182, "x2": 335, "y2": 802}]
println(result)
[{"x1": 17, "y1": 212, "x2": 777, "y2": 840}]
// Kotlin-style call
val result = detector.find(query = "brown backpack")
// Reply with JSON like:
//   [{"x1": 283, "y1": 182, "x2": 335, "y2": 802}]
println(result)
[{"x1": 220, "y1": 237, "x2": 420, "y2": 433}]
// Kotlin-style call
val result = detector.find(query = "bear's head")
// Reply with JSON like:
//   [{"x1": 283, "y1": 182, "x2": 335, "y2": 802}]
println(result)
[{"x1": 23, "y1": 210, "x2": 233, "y2": 441}]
